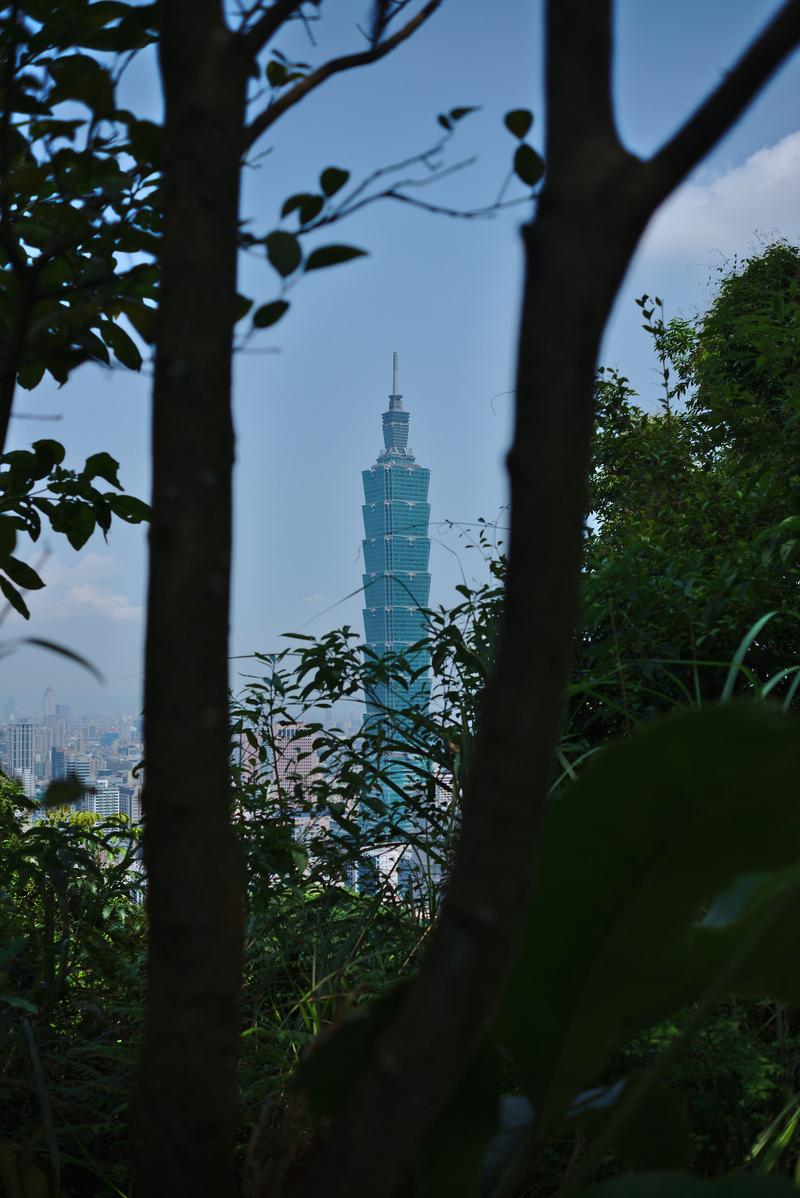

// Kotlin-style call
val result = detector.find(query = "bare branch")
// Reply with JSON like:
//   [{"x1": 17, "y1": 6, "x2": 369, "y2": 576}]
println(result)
[
  {"x1": 243, "y1": 0, "x2": 444, "y2": 150},
  {"x1": 646, "y1": 0, "x2": 800, "y2": 198},
  {"x1": 239, "y1": 0, "x2": 305, "y2": 54}
]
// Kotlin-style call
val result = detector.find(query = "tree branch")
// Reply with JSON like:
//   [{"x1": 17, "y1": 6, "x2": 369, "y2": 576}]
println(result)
[
  {"x1": 646, "y1": 0, "x2": 800, "y2": 198},
  {"x1": 239, "y1": 0, "x2": 305, "y2": 56},
  {"x1": 242, "y1": 0, "x2": 444, "y2": 150}
]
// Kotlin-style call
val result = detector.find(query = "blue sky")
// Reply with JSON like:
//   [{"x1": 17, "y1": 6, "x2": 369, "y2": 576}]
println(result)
[{"x1": 4, "y1": 0, "x2": 800, "y2": 716}]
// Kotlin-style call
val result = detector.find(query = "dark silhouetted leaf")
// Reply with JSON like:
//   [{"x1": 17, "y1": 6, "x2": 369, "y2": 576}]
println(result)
[
  {"x1": 252, "y1": 300, "x2": 289, "y2": 329},
  {"x1": 17, "y1": 360, "x2": 45, "y2": 390},
  {"x1": 107, "y1": 494, "x2": 150, "y2": 523},
  {"x1": 266, "y1": 231, "x2": 302, "y2": 277},
  {"x1": 3, "y1": 557, "x2": 44, "y2": 590},
  {"x1": 43, "y1": 777, "x2": 87, "y2": 808},
  {"x1": 0, "y1": 576, "x2": 30, "y2": 618},
  {"x1": 101, "y1": 321, "x2": 142, "y2": 371},
  {"x1": 513, "y1": 143, "x2": 545, "y2": 187},
  {"x1": 23, "y1": 637, "x2": 105, "y2": 683},
  {"x1": 32, "y1": 440, "x2": 65, "y2": 468},
  {"x1": 505, "y1": 108, "x2": 533, "y2": 139},
  {"x1": 305, "y1": 245, "x2": 367, "y2": 272},
  {"x1": 83, "y1": 452, "x2": 121, "y2": 488},
  {"x1": 499, "y1": 704, "x2": 800, "y2": 1128},
  {"x1": 266, "y1": 59, "x2": 287, "y2": 87},
  {"x1": 320, "y1": 167, "x2": 350, "y2": 197}
]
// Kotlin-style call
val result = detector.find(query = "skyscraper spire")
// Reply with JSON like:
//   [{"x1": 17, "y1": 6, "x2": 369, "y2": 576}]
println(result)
[{"x1": 389, "y1": 350, "x2": 403, "y2": 410}]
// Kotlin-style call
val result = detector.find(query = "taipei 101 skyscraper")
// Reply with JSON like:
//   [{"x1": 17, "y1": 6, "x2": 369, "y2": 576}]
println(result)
[{"x1": 361, "y1": 354, "x2": 431, "y2": 782}]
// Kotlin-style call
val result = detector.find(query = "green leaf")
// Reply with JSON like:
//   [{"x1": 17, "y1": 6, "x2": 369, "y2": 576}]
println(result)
[
  {"x1": 266, "y1": 59, "x2": 287, "y2": 87},
  {"x1": 265, "y1": 231, "x2": 302, "y2": 278},
  {"x1": 504, "y1": 108, "x2": 533, "y2": 139},
  {"x1": 0, "y1": 575, "x2": 30, "y2": 619},
  {"x1": 63, "y1": 504, "x2": 96, "y2": 550},
  {"x1": 320, "y1": 167, "x2": 350, "y2": 197},
  {"x1": 0, "y1": 518, "x2": 18, "y2": 557},
  {"x1": 499, "y1": 704, "x2": 800, "y2": 1128},
  {"x1": 282, "y1": 192, "x2": 314, "y2": 218},
  {"x1": 49, "y1": 53, "x2": 115, "y2": 116},
  {"x1": 107, "y1": 494, "x2": 150, "y2": 524},
  {"x1": 305, "y1": 245, "x2": 367, "y2": 272},
  {"x1": 100, "y1": 321, "x2": 142, "y2": 371},
  {"x1": 684, "y1": 866, "x2": 800, "y2": 1006},
  {"x1": 513, "y1": 143, "x2": 545, "y2": 187},
  {"x1": 119, "y1": 300, "x2": 156, "y2": 344},
  {"x1": 83, "y1": 452, "x2": 121, "y2": 488},
  {"x1": 1, "y1": 994, "x2": 38, "y2": 1014},
  {"x1": 17, "y1": 360, "x2": 45, "y2": 391},
  {"x1": 234, "y1": 294, "x2": 253, "y2": 323},
  {"x1": 31, "y1": 440, "x2": 65, "y2": 468},
  {"x1": 252, "y1": 300, "x2": 289, "y2": 329},
  {"x1": 3, "y1": 557, "x2": 45, "y2": 591}
]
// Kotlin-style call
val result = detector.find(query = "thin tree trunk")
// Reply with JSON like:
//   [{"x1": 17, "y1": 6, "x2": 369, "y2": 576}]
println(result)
[{"x1": 133, "y1": 4, "x2": 247, "y2": 1195}]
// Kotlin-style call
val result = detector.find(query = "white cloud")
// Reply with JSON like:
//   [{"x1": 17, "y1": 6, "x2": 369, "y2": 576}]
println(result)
[
  {"x1": 61, "y1": 582, "x2": 141, "y2": 623},
  {"x1": 640, "y1": 130, "x2": 800, "y2": 263},
  {"x1": 6, "y1": 550, "x2": 143, "y2": 625},
  {"x1": 44, "y1": 551, "x2": 123, "y2": 587}
]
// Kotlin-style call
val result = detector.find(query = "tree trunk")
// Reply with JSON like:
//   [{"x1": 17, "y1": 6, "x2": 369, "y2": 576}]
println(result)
[{"x1": 133, "y1": 5, "x2": 246, "y2": 1195}]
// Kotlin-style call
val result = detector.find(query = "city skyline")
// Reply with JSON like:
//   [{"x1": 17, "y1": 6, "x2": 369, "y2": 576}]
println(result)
[{"x1": 1, "y1": 682, "x2": 143, "y2": 817}]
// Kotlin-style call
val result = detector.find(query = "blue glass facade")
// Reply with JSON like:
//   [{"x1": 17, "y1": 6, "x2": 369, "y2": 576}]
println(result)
[{"x1": 362, "y1": 358, "x2": 431, "y2": 724}]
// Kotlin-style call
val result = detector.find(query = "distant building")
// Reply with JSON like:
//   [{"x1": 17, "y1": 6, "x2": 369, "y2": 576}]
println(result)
[
  {"x1": 359, "y1": 356, "x2": 436, "y2": 895},
  {"x1": 43, "y1": 685, "x2": 55, "y2": 719},
  {"x1": 51, "y1": 747, "x2": 66, "y2": 781},
  {"x1": 8, "y1": 721, "x2": 34, "y2": 777},
  {"x1": 270, "y1": 723, "x2": 324, "y2": 841},
  {"x1": 91, "y1": 781, "x2": 122, "y2": 818},
  {"x1": 361, "y1": 353, "x2": 431, "y2": 728}
]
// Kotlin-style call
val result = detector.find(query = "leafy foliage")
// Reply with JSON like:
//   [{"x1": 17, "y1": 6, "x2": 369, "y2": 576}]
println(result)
[
  {"x1": 0, "y1": 439, "x2": 149, "y2": 617},
  {"x1": 0, "y1": 2, "x2": 160, "y2": 409}
]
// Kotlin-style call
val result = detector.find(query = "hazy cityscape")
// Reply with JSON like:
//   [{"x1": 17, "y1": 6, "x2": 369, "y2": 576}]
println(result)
[{"x1": 1, "y1": 686, "x2": 143, "y2": 819}]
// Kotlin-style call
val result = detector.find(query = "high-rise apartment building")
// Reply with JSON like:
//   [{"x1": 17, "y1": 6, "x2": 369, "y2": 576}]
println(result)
[
  {"x1": 51, "y1": 747, "x2": 66, "y2": 781},
  {"x1": 361, "y1": 354, "x2": 431, "y2": 723},
  {"x1": 43, "y1": 685, "x2": 55, "y2": 719},
  {"x1": 8, "y1": 721, "x2": 34, "y2": 777},
  {"x1": 270, "y1": 723, "x2": 326, "y2": 843},
  {"x1": 8, "y1": 722, "x2": 35, "y2": 799}
]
